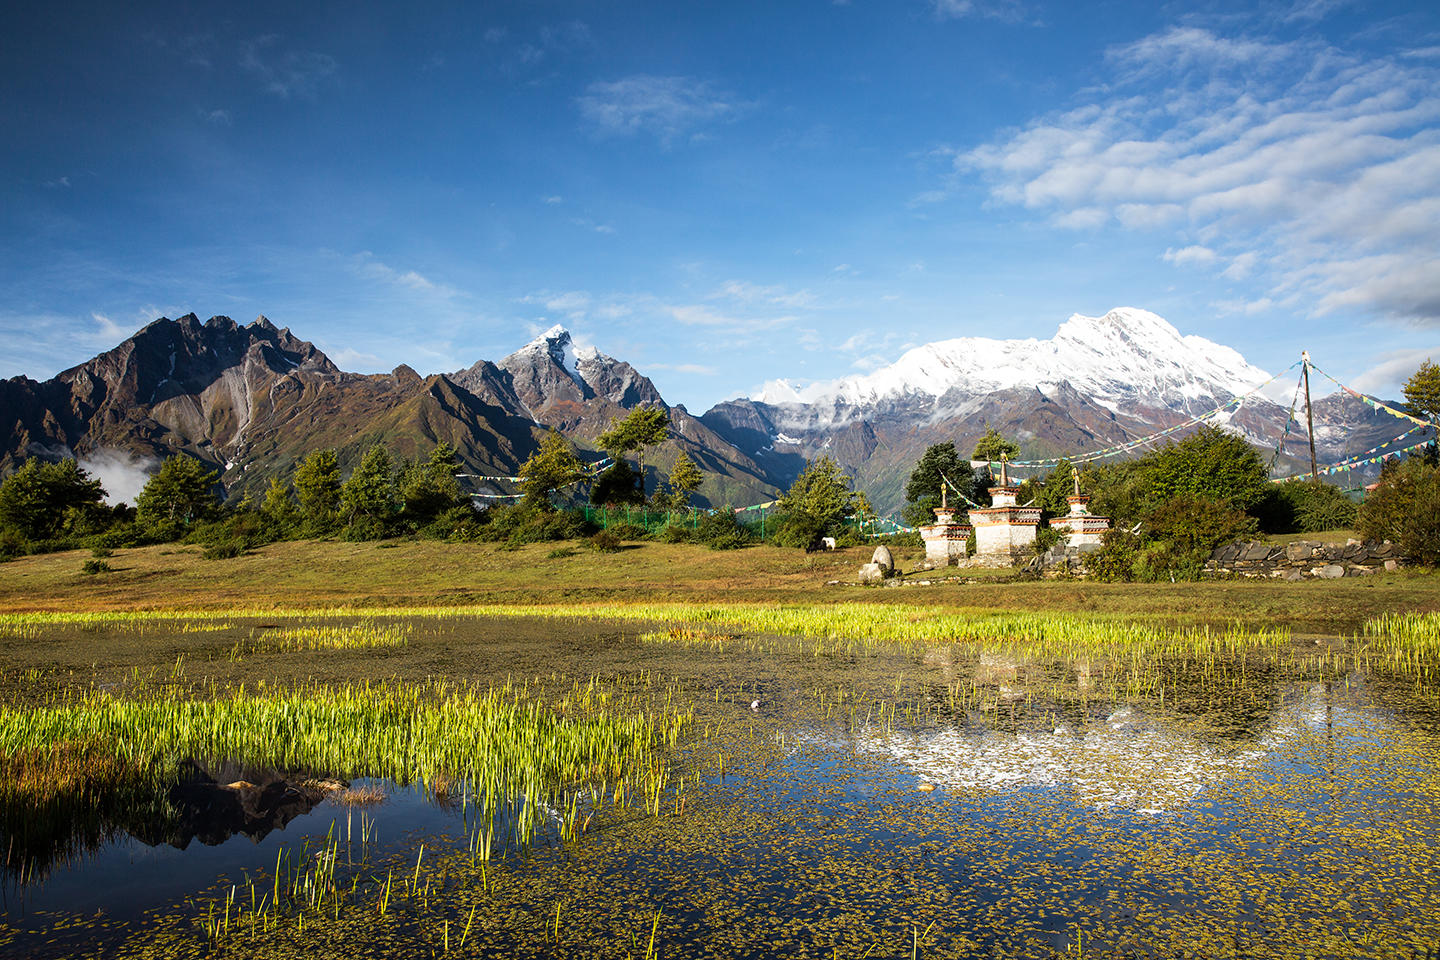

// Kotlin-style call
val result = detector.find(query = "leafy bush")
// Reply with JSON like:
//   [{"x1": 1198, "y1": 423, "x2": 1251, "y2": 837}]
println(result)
[
  {"x1": 90, "y1": 547, "x2": 113, "y2": 558},
  {"x1": 1256, "y1": 481, "x2": 1358, "y2": 534},
  {"x1": 696, "y1": 508, "x2": 754, "y2": 551},
  {"x1": 80, "y1": 558, "x2": 111, "y2": 575},
  {"x1": 589, "y1": 529, "x2": 622, "y2": 553},
  {"x1": 658, "y1": 523, "x2": 696, "y2": 544},
  {"x1": 1357, "y1": 459, "x2": 1440, "y2": 564},
  {"x1": 606, "y1": 522, "x2": 650, "y2": 541},
  {"x1": 474, "y1": 504, "x2": 591, "y2": 545},
  {"x1": 202, "y1": 540, "x2": 245, "y2": 560},
  {"x1": 1087, "y1": 529, "x2": 1141, "y2": 582}
]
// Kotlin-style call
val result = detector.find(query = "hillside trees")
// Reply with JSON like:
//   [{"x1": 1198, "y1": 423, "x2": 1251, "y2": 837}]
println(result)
[
  {"x1": 664, "y1": 450, "x2": 705, "y2": 510},
  {"x1": 0, "y1": 457, "x2": 107, "y2": 543}
]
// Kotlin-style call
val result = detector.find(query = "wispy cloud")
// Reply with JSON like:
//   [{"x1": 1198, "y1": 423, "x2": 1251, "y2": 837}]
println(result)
[
  {"x1": 578, "y1": 75, "x2": 745, "y2": 144},
  {"x1": 932, "y1": 0, "x2": 1028, "y2": 22},
  {"x1": 957, "y1": 27, "x2": 1440, "y2": 326},
  {"x1": 242, "y1": 35, "x2": 338, "y2": 99},
  {"x1": 647, "y1": 362, "x2": 717, "y2": 376},
  {"x1": 353, "y1": 253, "x2": 456, "y2": 298}
]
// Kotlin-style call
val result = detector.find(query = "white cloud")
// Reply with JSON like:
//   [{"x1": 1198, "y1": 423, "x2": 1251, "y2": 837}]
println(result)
[
  {"x1": 90, "y1": 312, "x2": 129, "y2": 345},
  {"x1": 1350, "y1": 346, "x2": 1440, "y2": 395},
  {"x1": 932, "y1": 0, "x2": 1027, "y2": 22},
  {"x1": 578, "y1": 75, "x2": 743, "y2": 144},
  {"x1": 543, "y1": 195, "x2": 563, "y2": 205},
  {"x1": 241, "y1": 36, "x2": 338, "y2": 99},
  {"x1": 353, "y1": 253, "x2": 454, "y2": 296},
  {"x1": 78, "y1": 449, "x2": 157, "y2": 507},
  {"x1": 715, "y1": 281, "x2": 816, "y2": 309},
  {"x1": 200, "y1": 109, "x2": 231, "y2": 125},
  {"x1": 960, "y1": 28, "x2": 1440, "y2": 325},
  {"x1": 1162, "y1": 245, "x2": 1220, "y2": 267}
]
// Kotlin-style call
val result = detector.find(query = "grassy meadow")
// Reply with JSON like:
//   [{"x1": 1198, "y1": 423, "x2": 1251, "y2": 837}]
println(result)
[{"x1": 1, "y1": 538, "x2": 1439, "y2": 958}]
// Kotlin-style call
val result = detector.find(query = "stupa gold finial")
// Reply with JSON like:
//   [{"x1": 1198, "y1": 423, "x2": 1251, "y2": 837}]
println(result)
[{"x1": 1072, "y1": 464, "x2": 1081, "y2": 497}]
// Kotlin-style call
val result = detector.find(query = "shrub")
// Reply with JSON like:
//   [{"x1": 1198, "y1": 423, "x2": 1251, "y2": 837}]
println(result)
[
  {"x1": 547, "y1": 546, "x2": 578, "y2": 559},
  {"x1": 202, "y1": 540, "x2": 245, "y2": 560},
  {"x1": 90, "y1": 547, "x2": 113, "y2": 558},
  {"x1": 589, "y1": 529, "x2": 622, "y2": 553},
  {"x1": 696, "y1": 509, "x2": 754, "y2": 551},
  {"x1": 658, "y1": 523, "x2": 695, "y2": 544},
  {"x1": 80, "y1": 558, "x2": 111, "y2": 575},
  {"x1": 606, "y1": 522, "x2": 649, "y2": 541},
  {"x1": 1087, "y1": 529, "x2": 1141, "y2": 582},
  {"x1": 1357, "y1": 459, "x2": 1440, "y2": 564}
]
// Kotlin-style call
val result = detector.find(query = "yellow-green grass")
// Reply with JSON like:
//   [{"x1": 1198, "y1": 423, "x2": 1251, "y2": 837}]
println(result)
[{"x1": 0, "y1": 539, "x2": 1436, "y2": 634}]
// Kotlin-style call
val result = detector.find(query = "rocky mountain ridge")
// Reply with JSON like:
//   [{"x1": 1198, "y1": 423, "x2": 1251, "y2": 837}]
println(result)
[{"x1": 0, "y1": 310, "x2": 1423, "y2": 514}]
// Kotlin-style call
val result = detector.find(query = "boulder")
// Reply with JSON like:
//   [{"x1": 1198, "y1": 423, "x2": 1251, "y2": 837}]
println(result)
[
  {"x1": 857, "y1": 563, "x2": 886, "y2": 585},
  {"x1": 1384, "y1": 559, "x2": 1399, "y2": 572},
  {"x1": 1316, "y1": 564, "x2": 1346, "y2": 579},
  {"x1": 871, "y1": 545, "x2": 894, "y2": 573},
  {"x1": 1284, "y1": 568, "x2": 1303, "y2": 582}
]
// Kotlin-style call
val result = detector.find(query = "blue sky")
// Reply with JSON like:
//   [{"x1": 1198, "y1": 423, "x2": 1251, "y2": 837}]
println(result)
[{"x1": 3, "y1": 0, "x2": 1438, "y2": 411}]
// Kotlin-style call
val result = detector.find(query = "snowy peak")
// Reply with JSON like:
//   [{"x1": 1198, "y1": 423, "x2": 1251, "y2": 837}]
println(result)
[
  {"x1": 505, "y1": 325, "x2": 601, "y2": 390},
  {"x1": 490, "y1": 325, "x2": 665, "y2": 416},
  {"x1": 753, "y1": 307, "x2": 1272, "y2": 419}
]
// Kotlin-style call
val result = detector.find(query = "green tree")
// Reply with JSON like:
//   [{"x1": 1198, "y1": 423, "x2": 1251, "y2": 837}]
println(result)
[
  {"x1": 135, "y1": 456, "x2": 220, "y2": 539},
  {"x1": 775, "y1": 455, "x2": 860, "y2": 550},
  {"x1": 398, "y1": 442, "x2": 465, "y2": 527},
  {"x1": 520, "y1": 430, "x2": 586, "y2": 510},
  {"x1": 597, "y1": 406, "x2": 670, "y2": 499},
  {"x1": 0, "y1": 458, "x2": 106, "y2": 542},
  {"x1": 1403, "y1": 359, "x2": 1440, "y2": 423},
  {"x1": 1139, "y1": 425, "x2": 1269, "y2": 514},
  {"x1": 340, "y1": 444, "x2": 397, "y2": 535},
  {"x1": 1018, "y1": 459, "x2": 1077, "y2": 522},
  {"x1": 261, "y1": 476, "x2": 301, "y2": 533},
  {"x1": 664, "y1": 450, "x2": 704, "y2": 510},
  {"x1": 971, "y1": 428, "x2": 1020, "y2": 463},
  {"x1": 590, "y1": 460, "x2": 644, "y2": 506},
  {"x1": 294, "y1": 449, "x2": 341, "y2": 531},
  {"x1": 902, "y1": 442, "x2": 976, "y2": 527}
]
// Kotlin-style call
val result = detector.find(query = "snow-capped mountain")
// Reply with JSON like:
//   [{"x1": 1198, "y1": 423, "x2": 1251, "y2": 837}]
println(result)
[{"x1": 754, "y1": 308, "x2": 1273, "y2": 423}]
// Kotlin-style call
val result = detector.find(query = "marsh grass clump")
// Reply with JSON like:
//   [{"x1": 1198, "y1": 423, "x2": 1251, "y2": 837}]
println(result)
[
  {"x1": 247, "y1": 619, "x2": 411, "y2": 654},
  {"x1": 0, "y1": 677, "x2": 691, "y2": 858}
]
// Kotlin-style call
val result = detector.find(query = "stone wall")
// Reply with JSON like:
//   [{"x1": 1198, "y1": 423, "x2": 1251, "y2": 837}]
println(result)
[{"x1": 1204, "y1": 539, "x2": 1402, "y2": 580}]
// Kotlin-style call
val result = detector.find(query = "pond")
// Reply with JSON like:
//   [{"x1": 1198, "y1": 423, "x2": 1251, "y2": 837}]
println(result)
[{"x1": 1, "y1": 610, "x2": 1438, "y2": 958}]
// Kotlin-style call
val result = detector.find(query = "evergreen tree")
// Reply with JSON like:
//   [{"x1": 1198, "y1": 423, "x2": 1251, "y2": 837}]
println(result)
[
  {"x1": 294, "y1": 449, "x2": 341, "y2": 530},
  {"x1": 398, "y1": 442, "x2": 465, "y2": 526},
  {"x1": 340, "y1": 444, "x2": 397, "y2": 534},
  {"x1": 971, "y1": 428, "x2": 1020, "y2": 463},
  {"x1": 664, "y1": 450, "x2": 704, "y2": 510},
  {"x1": 135, "y1": 456, "x2": 220, "y2": 539},
  {"x1": 261, "y1": 476, "x2": 301, "y2": 533},
  {"x1": 901, "y1": 442, "x2": 975, "y2": 527},
  {"x1": 1139, "y1": 425, "x2": 1269, "y2": 513},
  {"x1": 590, "y1": 460, "x2": 644, "y2": 506}
]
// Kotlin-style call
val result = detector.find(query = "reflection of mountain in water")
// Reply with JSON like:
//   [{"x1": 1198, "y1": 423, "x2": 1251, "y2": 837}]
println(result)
[
  {"x1": 133, "y1": 761, "x2": 336, "y2": 849},
  {"x1": 0, "y1": 761, "x2": 338, "y2": 887},
  {"x1": 865, "y1": 684, "x2": 1358, "y2": 814}
]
